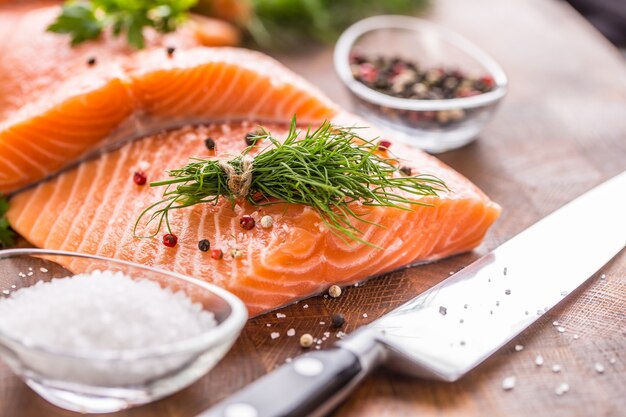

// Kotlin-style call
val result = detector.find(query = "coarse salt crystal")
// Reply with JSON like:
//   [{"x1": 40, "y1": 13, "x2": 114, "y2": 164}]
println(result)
[
  {"x1": 609, "y1": 358, "x2": 616, "y2": 364},
  {"x1": 39, "y1": 267, "x2": 48, "y2": 273},
  {"x1": 362, "y1": 313, "x2": 368, "y2": 318},
  {"x1": 555, "y1": 382, "x2": 569, "y2": 396},
  {"x1": 502, "y1": 376, "x2": 516, "y2": 391},
  {"x1": 287, "y1": 328, "x2": 296, "y2": 337},
  {"x1": 270, "y1": 332, "x2": 280, "y2": 340},
  {"x1": 1, "y1": 290, "x2": 9, "y2": 295},
  {"x1": 303, "y1": 304, "x2": 309, "y2": 309},
  {"x1": 319, "y1": 321, "x2": 325, "y2": 325},
  {"x1": 515, "y1": 344, "x2": 524, "y2": 352},
  {"x1": 594, "y1": 363, "x2": 605, "y2": 374},
  {"x1": 27, "y1": 272, "x2": 33, "y2": 277},
  {"x1": 573, "y1": 334, "x2": 579, "y2": 340},
  {"x1": 535, "y1": 355, "x2": 544, "y2": 366},
  {"x1": 552, "y1": 364, "x2": 561, "y2": 373},
  {"x1": 276, "y1": 313, "x2": 286, "y2": 318},
  {"x1": 557, "y1": 326, "x2": 566, "y2": 333},
  {"x1": 266, "y1": 323, "x2": 271, "y2": 327},
  {"x1": 552, "y1": 321, "x2": 559, "y2": 326}
]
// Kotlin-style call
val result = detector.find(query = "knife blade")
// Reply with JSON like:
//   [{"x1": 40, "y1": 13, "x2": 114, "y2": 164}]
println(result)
[{"x1": 199, "y1": 171, "x2": 626, "y2": 417}]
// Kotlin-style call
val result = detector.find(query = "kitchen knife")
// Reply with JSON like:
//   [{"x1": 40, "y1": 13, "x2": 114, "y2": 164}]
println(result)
[{"x1": 199, "y1": 172, "x2": 626, "y2": 417}]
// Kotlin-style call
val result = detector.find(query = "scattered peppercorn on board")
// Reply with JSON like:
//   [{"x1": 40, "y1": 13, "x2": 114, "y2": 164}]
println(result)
[{"x1": 1, "y1": 0, "x2": 626, "y2": 416}]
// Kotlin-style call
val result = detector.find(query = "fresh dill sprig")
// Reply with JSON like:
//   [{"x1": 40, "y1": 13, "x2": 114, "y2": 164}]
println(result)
[
  {"x1": 135, "y1": 118, "x2": 447, "y2": 246},
  {"x1": 0, "y1": 195, "x2": 15, "y2": 249},
  {"x1": 48, "y1": 0, "x2": 198, "y2": 49}
]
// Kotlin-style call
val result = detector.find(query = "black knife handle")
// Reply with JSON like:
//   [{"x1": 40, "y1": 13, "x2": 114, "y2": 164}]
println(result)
[{"x1": 198, "y1": 347, "x2": 363, "y2": 417}]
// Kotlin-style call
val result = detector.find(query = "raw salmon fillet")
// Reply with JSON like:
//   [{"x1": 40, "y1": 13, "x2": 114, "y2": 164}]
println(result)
[
  {"x1": 7, "y1": 122, "x2": 501, "y2": 316},
  {"x1": 0, "y1": 3, "x2": 335, "y2": 193}
]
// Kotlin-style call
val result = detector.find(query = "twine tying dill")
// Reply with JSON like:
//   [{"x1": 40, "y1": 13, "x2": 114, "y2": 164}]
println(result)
[
  {"x1": 134, "y1": 117, "x2": 448, "y2": 247},
  {"x1": 218, "y1": 155, "x2": 254, "y2": 199}
]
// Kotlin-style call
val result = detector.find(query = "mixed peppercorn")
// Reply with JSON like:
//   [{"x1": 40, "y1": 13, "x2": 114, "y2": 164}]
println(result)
[{"x1": 350, "y1": 52, "x2": 496, "y2": 127}]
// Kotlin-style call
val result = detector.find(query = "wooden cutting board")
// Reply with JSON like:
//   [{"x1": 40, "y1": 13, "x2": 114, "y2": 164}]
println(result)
[{"x1": 1, "y1": 0, "x2": 625, "y2": 416}]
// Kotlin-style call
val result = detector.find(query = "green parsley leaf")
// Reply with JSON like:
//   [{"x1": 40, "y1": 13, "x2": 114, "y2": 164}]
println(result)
[
  {"x1": 48, "y1": 0, "x2": 198, "y2": 49},
  {"x1": 47, "y1": 2, "x2": 104, "y2": 46},
  {"x1": 0, "y1": 196, "x2": 15, "y2": 249}
]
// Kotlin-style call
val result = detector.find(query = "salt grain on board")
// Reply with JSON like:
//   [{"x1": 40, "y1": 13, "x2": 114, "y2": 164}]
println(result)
[
  {"x1": 594, "y1": 363, "x2": 605, "y2": 374},
  {"x1": 287, "y1": 329, "x2": 296, "y2": 337},
  {"x1": 270, "y1": 332, "x2": 280, "y2": 340},
  {"x1": 515, "y1": 344, "x2": 524, "y2": 352},
  {"x1": 535, "y1": 355, "x2": 544, "y2": 366},
  {"x1": 502, "y1": 376, "x2": 516, "y2": 391},
  {"x1": 276, "y1": 313, "x2": 286, "y2": 318},
  {"x1": 555, "y1": 382, "x2": 569, "y2": 396},
  {"x1": 552, "y1": 364, "x2": 562, "y2": 373}
]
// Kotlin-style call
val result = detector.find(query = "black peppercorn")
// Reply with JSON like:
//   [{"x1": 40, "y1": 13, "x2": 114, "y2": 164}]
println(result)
[
  {"x1": 204, "y1": 137, "x2": 216, "y2": 151},
  {"x1": 198, "y1": 239, "x2": 210, "y2": 252},
  {"x1": 166, "y1": 46, "x2": 175, "y2": 57},
  {"x1": 400, "y1": 166, "x2": 412, "y2": 176},
  {"x1": 87, "y1": 57, "x2": 97, "y2": 66},
  {"x1": 244, "y1": 132, "x2": 259, "y2": 146},
  {"x1": 330, "y1": 313, "x2": 345, "y2": 328}
]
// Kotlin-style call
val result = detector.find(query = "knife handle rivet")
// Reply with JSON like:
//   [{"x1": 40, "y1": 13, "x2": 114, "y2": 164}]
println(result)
[
  {"x1": 293, "y1": 357, "x2": 324, "y2": 377},
  {"x1": 223, "y1": 403, "x2": 258, "y2": 417}
]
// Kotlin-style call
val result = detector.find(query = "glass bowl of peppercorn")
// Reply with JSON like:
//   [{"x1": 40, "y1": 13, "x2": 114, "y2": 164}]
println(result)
[{"x1": 334, "y1": 15, "x2": 507, "y2": 153}]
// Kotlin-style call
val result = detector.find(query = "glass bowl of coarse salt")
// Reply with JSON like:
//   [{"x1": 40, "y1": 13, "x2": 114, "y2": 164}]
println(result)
[{"x1": 0, "y1": 249, "x2": 247, "y2": 413}]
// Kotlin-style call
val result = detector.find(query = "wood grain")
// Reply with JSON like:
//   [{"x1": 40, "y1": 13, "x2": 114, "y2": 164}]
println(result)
[{"x1": 1, "y1": 0, "x2": 625, "y2": 416}]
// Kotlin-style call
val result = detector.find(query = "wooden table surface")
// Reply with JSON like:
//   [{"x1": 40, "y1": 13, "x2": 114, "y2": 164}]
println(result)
[{"x1": 2, "y1": 0, "x2": 625, "y2": 416}]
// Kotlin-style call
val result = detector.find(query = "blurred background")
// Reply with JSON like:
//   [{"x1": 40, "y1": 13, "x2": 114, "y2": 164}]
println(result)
[{"x1": 193, "y1": 0, "x2": 625, "y2": 52}]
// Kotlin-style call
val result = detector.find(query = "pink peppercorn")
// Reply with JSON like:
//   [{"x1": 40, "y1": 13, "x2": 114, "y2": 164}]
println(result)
[
  {"x1": 133, "y1": 171, "x2": 147, "y2": 186},
  {"x1": 162, "y1": 234, "x2": 178, "y2": 248},
  {"x1": 240, "y1": 215, "x2": 256, "y2": 230}
]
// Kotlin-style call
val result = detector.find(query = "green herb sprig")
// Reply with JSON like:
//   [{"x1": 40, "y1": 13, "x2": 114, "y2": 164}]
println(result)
[
  {"x1": 48, "y1": 0, "x2": 198, "y2": 49},
  {"x1": 0, "y1": 196, "x2": 15, "y2": 249},
  {"x1": 135, "y1": 119, "x2": 446, "y2": 246}
]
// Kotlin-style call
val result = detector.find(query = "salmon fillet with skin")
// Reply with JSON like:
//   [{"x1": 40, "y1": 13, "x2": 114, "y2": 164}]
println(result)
[
  {"x1": 0, "y1": 3, "x2": 335, "y2": 193},
  {"x1": 7, "y1": 122, "x2": 501, "y2": 316}
]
